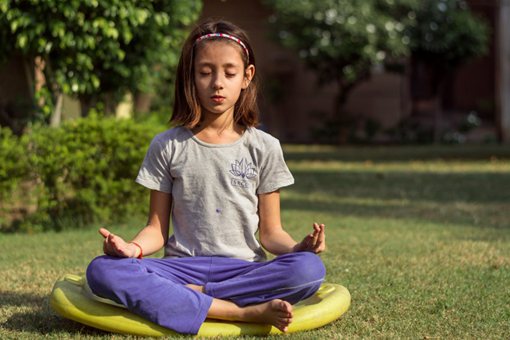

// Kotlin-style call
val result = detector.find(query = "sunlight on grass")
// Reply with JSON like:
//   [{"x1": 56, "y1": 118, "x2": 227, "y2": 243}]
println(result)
[{"x1": 1, "y1": 145, "x2": 509, "y2": 339}]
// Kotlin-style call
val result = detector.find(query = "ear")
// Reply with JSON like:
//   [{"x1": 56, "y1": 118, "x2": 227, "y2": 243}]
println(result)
[{"x1": 242, "y1": 64, "x2": 255, "y2": 89}]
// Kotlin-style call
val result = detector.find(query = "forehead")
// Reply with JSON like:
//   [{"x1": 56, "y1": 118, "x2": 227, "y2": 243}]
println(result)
[{"x1": 194, "y1": 40, "x2": 245, "y2": 65}]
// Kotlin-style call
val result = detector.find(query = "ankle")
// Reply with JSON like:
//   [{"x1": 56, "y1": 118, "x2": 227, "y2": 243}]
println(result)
[{"x1": 186, "y1": 284, "x2": 205, "y2": 293}]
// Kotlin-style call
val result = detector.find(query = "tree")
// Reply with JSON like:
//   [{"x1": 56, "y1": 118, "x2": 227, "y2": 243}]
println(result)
[
  {"x1": 0, "y1": 0, "x2": 202, "y2": 126},
  {"x1": 403, "y1": 0, "x2": 490, "y2": 142},
  {"x1": 265, "y1": 0, "x2": 411, "y2": 141}
]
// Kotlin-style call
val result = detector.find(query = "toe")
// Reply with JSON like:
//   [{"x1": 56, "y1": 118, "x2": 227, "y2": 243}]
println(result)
[
  {"x1": 277, "y1": 324, "x2": 288, "y2": 333},
  {"x1": 284, "y1": 302, "x2": 293, "y2": 314}
]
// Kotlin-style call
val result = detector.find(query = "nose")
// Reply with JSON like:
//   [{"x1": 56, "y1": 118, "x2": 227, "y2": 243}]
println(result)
[{"x1": 212, "y1": 73, "x2": 224, "y2": 90}]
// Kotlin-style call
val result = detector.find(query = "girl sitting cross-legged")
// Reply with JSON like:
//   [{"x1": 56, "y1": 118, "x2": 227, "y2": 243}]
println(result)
[{"x1": 86, "y1": 19, "x2": 326, "y2": 335}]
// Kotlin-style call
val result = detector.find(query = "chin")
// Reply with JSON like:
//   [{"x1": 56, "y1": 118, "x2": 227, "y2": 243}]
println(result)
[{"x1": 205, "y1": 107, "x2": 234, "y2": 116}]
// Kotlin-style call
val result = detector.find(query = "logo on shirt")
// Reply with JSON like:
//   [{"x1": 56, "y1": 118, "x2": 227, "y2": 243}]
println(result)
[{"x1": 230, "y1": 158, "x2": 257, "y2": 188}]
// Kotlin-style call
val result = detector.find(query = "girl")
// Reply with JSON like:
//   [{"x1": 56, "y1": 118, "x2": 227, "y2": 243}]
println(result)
[{"x1": 86, "y1": 19, "x2": 326, "y2": 335}]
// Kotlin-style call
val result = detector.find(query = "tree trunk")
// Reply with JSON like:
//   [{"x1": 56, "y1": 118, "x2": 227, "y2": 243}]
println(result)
[
  {"x1": 410, "y1": 54, "x2": 449, "y2": 143},
  {"x1": 334, "y1": 83, "x2": 350, "y2": 144},
  {"x1": 79, "y1": 96, "x2": 96, "y2": 117},
  {"x1": 50, "y1": 93, "x2": 63, "y2": 127},
  {"x1": 22, "y1": 56, "x2": 35, "y2": 100},
  {"x1": 134, "y1": 92, "x2": 153, "y2": 114},
  {"x1": 334, "y1": 77, "x2": 359, "y2": 144}
]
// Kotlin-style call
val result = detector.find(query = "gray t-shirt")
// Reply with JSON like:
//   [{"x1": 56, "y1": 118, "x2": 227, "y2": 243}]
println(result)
[{"x1": 135, "y1": 126, "x2": 294, "y2": 262}]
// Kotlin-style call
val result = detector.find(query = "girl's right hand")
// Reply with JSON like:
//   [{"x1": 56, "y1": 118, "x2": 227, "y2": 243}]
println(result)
[
  {"x1": 99, "y1": 227, "x2": 139, "y2": 258},
  {"x1": 293, "y1": 223, "x2": 326, "y2": 254}
]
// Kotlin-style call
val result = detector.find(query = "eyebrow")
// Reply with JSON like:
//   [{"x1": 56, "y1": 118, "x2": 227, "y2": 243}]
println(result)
[{"x1": 196, "y1": 62, "x2": 240, "y2": 69}]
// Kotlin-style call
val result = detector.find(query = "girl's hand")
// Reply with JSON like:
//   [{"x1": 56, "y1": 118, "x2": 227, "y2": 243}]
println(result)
[
  {"x1": 99, "y1": 227, "x2": 140, "y2": 258},
  {"x1": 293, "y1": 223, "x2": 326, "y2": 254}
]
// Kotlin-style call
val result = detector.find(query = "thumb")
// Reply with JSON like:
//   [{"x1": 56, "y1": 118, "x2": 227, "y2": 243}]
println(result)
[{"x1": 99, "y1": 227, "x2": 111, "y2": 239}]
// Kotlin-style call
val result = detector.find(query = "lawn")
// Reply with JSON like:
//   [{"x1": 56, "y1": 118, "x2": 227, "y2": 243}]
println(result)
[{"x1": 1, "y1": 145, "x2": 509, "y2": 339}]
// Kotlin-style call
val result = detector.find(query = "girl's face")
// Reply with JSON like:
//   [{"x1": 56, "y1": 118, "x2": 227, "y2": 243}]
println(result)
[{"x1": 194, "y1": 40, "x2": 254, "y2": 120}]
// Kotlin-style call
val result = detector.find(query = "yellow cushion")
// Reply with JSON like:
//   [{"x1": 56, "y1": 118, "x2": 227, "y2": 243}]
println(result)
[{"x1": 50, "y1": 274, "x2": 350, "y2": 336}]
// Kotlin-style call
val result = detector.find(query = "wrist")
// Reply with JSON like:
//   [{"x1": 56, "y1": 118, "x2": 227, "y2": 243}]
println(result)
[{"x1": 130, "y1": 242, "x2": 143, "y2": 259}]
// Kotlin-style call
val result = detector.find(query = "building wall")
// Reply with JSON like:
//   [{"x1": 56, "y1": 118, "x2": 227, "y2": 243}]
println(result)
[
  {"x1": 496, "y1": 0, "x2": 510, "y2": 141},
  {"x1": 448, "y1": 0, "x2": 496, "y2": 120}
]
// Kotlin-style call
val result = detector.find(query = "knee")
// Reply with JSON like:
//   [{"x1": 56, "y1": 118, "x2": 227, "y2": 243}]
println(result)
[
  {"x1": 281, "y1": 252, "x2": 326, "y2": 287},
  {"x1": 86, "y1": 256, "x2": 111, "y2": 291},
  {"x1": 86, "y1": 255, "x2": 131, "y2": 294}
]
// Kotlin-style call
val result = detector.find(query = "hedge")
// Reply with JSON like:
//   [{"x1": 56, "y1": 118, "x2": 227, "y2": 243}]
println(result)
[{"x1": 0, "y1": 116, "x2": 164, "y2": 232}]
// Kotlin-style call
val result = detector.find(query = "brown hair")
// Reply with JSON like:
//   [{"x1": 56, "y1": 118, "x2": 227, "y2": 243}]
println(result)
[{"x1": 171, "y1": 19, "x2": 259, "y2": 128}]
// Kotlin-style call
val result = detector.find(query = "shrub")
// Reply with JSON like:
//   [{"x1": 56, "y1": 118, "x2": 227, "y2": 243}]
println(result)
[
  {"x1": 0, "y1": 128, "x2": 30, "y2": 230},
  {"x1": 10, "y1": 115, "x2": 165, "y2": 232},
  {"x1": 0, "y1": 128, "x2": 27, "y2": 196}
]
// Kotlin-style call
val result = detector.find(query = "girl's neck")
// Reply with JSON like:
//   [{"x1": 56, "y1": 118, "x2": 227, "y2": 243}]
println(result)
[
  {"x1": 201, "y1": 111, "x2": 235, "y2": 131},
  {"x1": 191, "y1": 113, "x2": 245, "y2": 145}
]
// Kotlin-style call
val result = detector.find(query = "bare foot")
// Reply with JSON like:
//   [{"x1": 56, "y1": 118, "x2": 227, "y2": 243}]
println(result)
[
  {"x1": 242, "y1": 299, "x2": 293, "y2": 332},
  {"x1": 185, "y1": 284, "x2": 204, "y2": 293},
  {"x1": 206, "y1": 296, "x2": 294, "y2": 332}
]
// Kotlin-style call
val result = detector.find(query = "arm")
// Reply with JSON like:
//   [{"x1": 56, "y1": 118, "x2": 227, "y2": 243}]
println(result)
[
  {"x1": 258, "y1": 190, "x2": 326, "y2": 255},
  {"x1": 100, "y1": 190, "x2": 171, "y2": 258}
]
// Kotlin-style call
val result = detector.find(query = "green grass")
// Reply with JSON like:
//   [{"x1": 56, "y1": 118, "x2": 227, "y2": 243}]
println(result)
[{"x1": 1, "y1": 145, "x2": 509, "y2": 339}]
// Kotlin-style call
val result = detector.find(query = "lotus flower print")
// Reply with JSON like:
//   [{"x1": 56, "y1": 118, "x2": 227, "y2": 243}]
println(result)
[{"x1": 230, "y1": 158, "x2": 257, "y2": 179}]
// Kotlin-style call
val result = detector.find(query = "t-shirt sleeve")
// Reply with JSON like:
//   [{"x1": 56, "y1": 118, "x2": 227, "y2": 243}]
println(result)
[
  {"x1": 135, "y1": 136, "x2": 173, "y2": 193},
  {"x1": 257, "y1": 140, "x2": 294, "y2": 194}
]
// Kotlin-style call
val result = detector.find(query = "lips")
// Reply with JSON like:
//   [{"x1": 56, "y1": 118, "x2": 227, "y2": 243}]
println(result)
[{"x1": 211, "y1": 95, "x2": 225, "y2": 104}]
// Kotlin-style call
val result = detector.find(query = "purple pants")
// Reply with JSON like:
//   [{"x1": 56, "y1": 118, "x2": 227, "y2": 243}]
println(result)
[{"x1": 86, "y1": 252, "x2": 325, "y2": 334}]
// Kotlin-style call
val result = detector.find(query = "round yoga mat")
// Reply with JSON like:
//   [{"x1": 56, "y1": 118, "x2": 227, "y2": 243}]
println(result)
[{"x1": 50, "y1": 274, "x2": 350, "y2": 337}]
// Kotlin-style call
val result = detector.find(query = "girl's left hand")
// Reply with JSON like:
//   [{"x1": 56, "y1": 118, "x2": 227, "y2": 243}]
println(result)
[
  {"x1": 99, "y1": 227, "x2": 139, "y2": 258},
  {"x1": 294, "y1": 223, "x2": 326, "y2": 254}
]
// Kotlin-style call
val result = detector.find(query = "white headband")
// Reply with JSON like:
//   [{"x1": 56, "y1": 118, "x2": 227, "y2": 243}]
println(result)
[{"x1": 195, "y1": 33, "x2": 250, "y2": 60}]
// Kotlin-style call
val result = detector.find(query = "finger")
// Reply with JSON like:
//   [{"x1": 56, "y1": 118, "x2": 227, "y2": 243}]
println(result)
[
  {"x1": 299, "y1": 236, "x2": 310, "y2": 251},
  {"x1": 312, "y1": 224, "x2": 323, "y2": 238},
  {"x1": 313, "y1": 222, "x2": 320, "y2": 233},
  {"x1": 297, "y1": 234, "x2": 312, "y2": 252},
  {"x1": 312, "y1": 223, "x2": 321, "y2": 238},
  {"x1": 101, "y1": 229, "x2": 115, "y2": 255},
  {"x1": 313, "y1": 240, "x2": 324, "y2": 253},
  {"x1": 111, "y1": 234, "x2": 130, "y2": 256},
  {"x1": 103, "y1": 239, "x2": 114, "y2": 256},
  {"x1": 99, "y1": 227, "x2": 110, "y2": 238},
  {"x1": 315, "y1": 224, "x2": 326, "y2": 252},
  {"x1": 318, "y1": 224, "x2": 326, "y2": 241},
  {"x1": 110, "y1": 235, "x2": 123, "y2": 252},
  {"x1": 105, "y1": 233, "x2": 120, "y2": 253},
  {"x1": 311, "y1": 224, "x2": 320, "y2": 246}
]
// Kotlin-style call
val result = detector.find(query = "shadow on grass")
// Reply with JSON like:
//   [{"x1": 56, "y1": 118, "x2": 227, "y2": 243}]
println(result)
[
  {"x1": 290, "y1": 170, "x2": 510, "y2": 204},
  {"x1": 282, "y1": 170, "x2": 510, "y2": 230},
  {"x1": 284, "y1": 145, "x2": 510, "y2": 163},
  {"x1": 0, "y1": 291, "x2": 45, "y2": 307},
  {"x1": 282, "y1": 197, "x2": 509, "y2": 231},
  {"x1": 0, "y1": 291, "x2": 104, "y2": 336}
]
